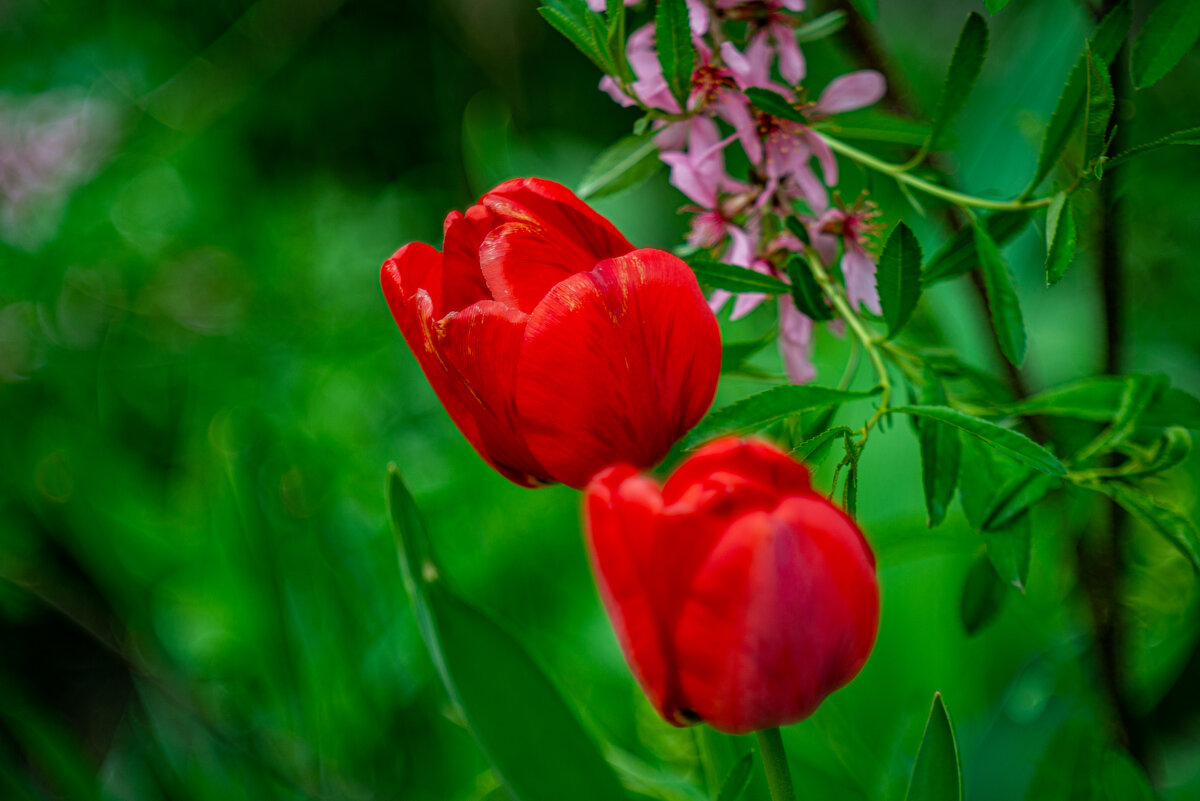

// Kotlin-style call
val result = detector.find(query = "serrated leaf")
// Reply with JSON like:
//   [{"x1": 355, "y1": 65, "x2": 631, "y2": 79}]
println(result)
[
  {"x1": 847, "y1": 0, "x2": 878, "y2": 23},
  {"x1": 745, "y1": 87, "x2": 806, "y2": 123},
  {"x1": 981, "y1": 469, "x2": 1060, "y2": 531},
  {"x1": 983, "y1": 0, "x2": 1012, "y2": 12},
  {"x1": 929, "y1": 13, "x2": 989, "y2": 150},
  {"x1": 715, "y1": 754, "x2": 754, "y2": 801},
  {"x1": 684, "y1": 386, "x2": 881, "y2": 449},
  {"x1": 1027, "y1": 0, "x2": 1130, "y2": 192},
  {"x1": 1008, "y1": 375, "x2": 1200, "y2": 429},
  {"x1": 1131, "y1": 0, "x2": 1200, "y2": 89},
  {"x1": 785, "y1": 253, "x2": 834, "y2": 321},
  {"x1": 816, "y1": 109, "x2": 932, "y2": 146},
  {"x1": 1083, "y1": 46, "x2": 1114, "y2": 167},
  {"x1": 1044, "y1": 192, "x2": 1077, "y2": 285},
  {"x1": 387, "y1": 467, "x2": 626, "y2": 801},
  {"x1": 1105, "y1": 484, "x2": 1200, "y2": 572},
  {"x1": 1101, "y1": 125, "x2": 1200, "y2": 173},
  {"x1": 578, "y1": 133, "x2": 662, "y2": 199},
  {"x1": 877, "y1": 222, "x2": 923, "y2": 337},
  {"x1": 919, "y1": 373, "x2": 960, "y2": 528},
  {"x1": 971, "y1": 219, "x2": 1027, "y2": 366},
  {"x1": 960, "y1": 553, "x2": 1006, "y2": 636},
  {"x1": 688, "y1": 259, "x2": 792, "y2": 294},
  {"x1": 606, "y1": 0, "x2": 632, "y2": 83},
  {"x1": 923, "y1": 210, "x2": 1031, "y2": 285},
  {"x1": 905, "y1": 693, "x2": 962, "y2": 801},
  {"x1": 958, "y1": 439, "x2": 1031, "y2": 590},
  {"x1": 656, "y1": 0, "x2": 694, "y2": 108},
  {"x1": 893, "y1": 406, "x2": 1066, "y2": 475},
  {"x1": 539, "y1": 6, "x2": 614, "y2": 75},
  {"x1": 793, "y1": 425, "x2": 856, "y2": 469},
  {"x1": 795, "y1": 10, "x2": 847, "y2": 43}
]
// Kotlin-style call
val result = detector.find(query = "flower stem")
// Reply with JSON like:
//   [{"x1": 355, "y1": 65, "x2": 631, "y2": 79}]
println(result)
[
  {"x1": 812, "y1": 131, "x2": 1053, "y2": 212},
  {"x1": 804, "y1": 249, "x2": 890, "y2": 440},
  {"x1": 756, "y1": 728, "x2": 797, "y2": 801}
]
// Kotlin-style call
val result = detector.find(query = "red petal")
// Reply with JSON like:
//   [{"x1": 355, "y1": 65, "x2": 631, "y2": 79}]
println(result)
[
  {"x1": 441, "y1": 207, "x2": 496, "y2": 313},
  {"x1": 662, "y1": 437, "x2": 812, "y2": 505},
  {"x1": 478, "y1": 221, "x2": 591, "y2": 313},
  {"x1": 382, "y1": 247, "x2": 550, "y2": 486},
  {"x1": 672, "y1": 496, "x2": 879, "y2": 734},
  {"x1": 482, "y1": 178, "x2": 634, "y2": 266},
  {"x1": 515, "y1": 249, "x2": 721, "y2": 489}
]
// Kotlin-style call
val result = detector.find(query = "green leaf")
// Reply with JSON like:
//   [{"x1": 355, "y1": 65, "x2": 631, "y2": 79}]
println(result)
[
  {"x1": 722, "y1": 332, "x2": 776, "y2": 377},
  {"x1": 1044, "y1": 192, "x2": 1076, "y2": 286},
  {"x1": 877, "y1": 222, "x2": 923, "y2": 337},
  {"x1": 684, "y1": 386, "x2": 881, "y2": 449},
  {"x1": 793, "y1": 425, "x2": 856, "y2": 469},
  {"x1": 958, "y1": 439, "x2": 1032, "y2": 590},
  {"x1": 960, "y1": 553, "x2": 1006, "y2": 636},
  {"x1": 1027, "y1": 0, "x2": 1130, "y2": 192},
  {"x1": 981, "y1": 469, "x2": 1061, "y2": 531},
  {"x1": 1106, "y1": 483, "x2": 1200, "y2": 573},
  {"x1": 688, "y1": 259, "x2": 792, "y2": 294},
  {"x1": 1100, "y1": 125, "x2": 1200, "y2": 173},
  {"x1": 1131, "y1": 0, "x2": 1200, "y2": 89},
  {"x1": 893, "y1": 406, "x2": 1066, "y2": 475},
  {"x1": 982, "y1": 0, "x2": 1011, "y2": 12},
  {"x1": 846, "y1": 0, "x2": 878, "y2": 23},
  {"x1": 794, "y1": 11, "x2": 848, "y2": 43},
  {"x1": 1120, "y1": 427, "x2": 1192, "y2": 477},
  {"x1": 539, "y1": 5, "x2": 614, "y2": 75},
  {"x1": 971, "y1": 218, "x2": 1027, "y2": 366},
  {"x1": 919, "y1": 371, "x2": 960, "y2": 528},
  {"x1": 656, "y1": 0, "x2": 695, "y2": 108},
  {"x1": 816, "y1": 110, "x2": 932, "y2": 146},
  {"x1": 578, "y1": 132, "x2": 662, "y2": 199},
  {"x1": 606, "y1": 0, "x2": 632, "y2": 83},
  {"x1": 922, "y1": 210, "x2": 1031, "y2": 285},
  {"x1": 745, "y1": 87, "x2": 806, "y2": 123},
  {"x1": 1108, "y1": 373, "x2": 1170, "y2": 447},
  {"x1": 387, "y1": 467, "x2": 626, "y2": 801},
  {"x1": 715, "y1": 754, "x2": 755, "y2": 801},
  {"x1": 1083, "y1": 46, "x2": 1114, "y2": 167},
  {"x1": 785, "y1": 253, "x2": 834, "y2": 321},
  {"x1": 929, "y1": 13, "x2": 989, "y2": 150},
  {"x1": 1008, "y1": 375, "x2": 1200, "y2": 429},
  {"x1": 904, "y1": 693, "x2": 963, "y2": 801}
]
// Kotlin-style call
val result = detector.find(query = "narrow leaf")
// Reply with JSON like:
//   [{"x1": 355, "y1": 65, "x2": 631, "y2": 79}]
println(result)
[
  {"x1": 892, "y1": 406, "x2": 1066, "y2": 475},
  {"x1": 929, "y1": 13, "x2": 989, "y2": 150},
  {"x1": 794, "y1": 425, "x2": 856, "y2": 469},
  {"x1": 715, "y1": 754, "x2": 755, "y2": 801},
  {"x1": 1107, "y1": 484, "x2": 1200, "y2": 573},
  {"x1": 578, "y1": 132, "x2": 662, "y2": 199},
  {"x1": 539, "y1": 7, "x2": 614, "y2": 74},
  {"x1": 1044, "y1": 192, "x2": 1077, "y2": 286},
  {"x1": 919, "y1": 374, "x2": 961, "y2": 528},
  {"x1": 387, "y1": 467, "x2": 626, "y2": 801},
  {"x1": 1028, "y1": 0, "x2": 1131, "y2": 192},
  {"x1": 795, "y1": 11, "x2": 848, "y2": 43},
  {"x1": 606, "y1": 0, "x2": 631, "y2": 83},
  {"x1": 722, "y1": 332, "x2": 776, "y2": 376},
  {"x1": 959, "y1": 439, "x2": 1032, "y2": 590},
  {"x1": 1101, "y1": 125, "x2": 1200, "y2": 172},
  {"x1": 656, "y1": 0, "x2": 695, "y2": 108},
  {"x1": 685, "y1": 386, "x2": 881, "y2": 449},
  {"x1": 923, "y1": 210, "x2": 1031, "y2": 285},
  {"x1": 1120, "y1": 427, "x2": 1192, "y2": 478},
  {"x1": 1083, "y1": 46, "x2": 1114, "y2": 167},
  {"x1": 960, "y1": 553, "x2": 1006, "y2": 636},
  {"x1": 847, "y1": 0, "x2": 878, "y2": 23},
  {"x1": 785, "y1": 253, "x2": 834, "y2": 321},
  {"x1": 1008, "y1": 376, "x2": 1200, "y2": 429},
  {"x1": 877, "y1": 222, "x2": 923, "y2": 337},
  {"x1": 688, "y1": 258, "x2": 792, "y2": 294},
  {"x1": 745, "y1": 87, "x2": 806, "y2": 123},
  {"x1": 904, "y1": 693, "x2": 963, "y2": 801},
  {"x1": 983, "y1": 0, "x2": 1012, "y2": 12},
  {"x1": 1131, "y1": 0, "x2": 1200, "y2": 89},
  {"x1": 981, "y1": 469, "x2": 1061, "y2": 531},
  {"x1": 1107, "y1": 373, "x2": 1170, "y2": 448},
  {"x1": 972, "y1": 219, "x2": 1027, "y2": 366}
]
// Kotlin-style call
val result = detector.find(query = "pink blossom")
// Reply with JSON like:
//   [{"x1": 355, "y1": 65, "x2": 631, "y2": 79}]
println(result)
[
  {"x1": 811, "y1": 200, "x2": 883, "y2": 315},
  {"x1": 660, "y1": 116, "x2": 745, "y2": 209},
  {"x1": 709, "y1": 225, "x2": 773, "y2": 321},
  {"x1": 587, "y1": 0, "x2": 639, "y2": 10},
  {"x1": 812, "y1": 71, "x2": 887, "y2": 115},
  {"x1": 778, "y1": 297, "x2": 816, "y2": 384}
]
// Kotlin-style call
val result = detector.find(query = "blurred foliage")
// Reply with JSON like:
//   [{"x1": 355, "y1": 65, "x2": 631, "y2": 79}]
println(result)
[{"x1": 0, "y1": 0, "x2": 1198, "y2": 799}]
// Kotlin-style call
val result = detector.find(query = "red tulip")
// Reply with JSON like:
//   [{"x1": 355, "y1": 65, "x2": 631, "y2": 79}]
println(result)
[
  {"x1": 381, "y1": 178, "x2": 721, "y2": 489},
  {"x1": 584, "y1": 437, "x2": 879, "y2": 734}
]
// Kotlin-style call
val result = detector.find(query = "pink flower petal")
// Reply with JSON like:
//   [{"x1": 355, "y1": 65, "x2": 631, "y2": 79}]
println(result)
[{"x1": 815, "y1": 71, "x2": 887, "y2": 115}]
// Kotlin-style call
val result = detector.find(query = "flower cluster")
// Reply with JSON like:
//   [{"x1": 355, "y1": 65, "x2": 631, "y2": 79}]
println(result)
[{"x1": 595, "y1": 0, "x2": 886, "y2": 382}]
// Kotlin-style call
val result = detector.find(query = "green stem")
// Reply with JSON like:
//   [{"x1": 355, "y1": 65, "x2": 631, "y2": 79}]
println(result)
[
  {"x1": 813, "y1": 131, "x2": 1054, "y2": 212},
  {"x1": 804, "y1": 249, "x2": 890, "y2": 440},
  {"x1": 756, "y1": 728, "x2": 797, "y2": 801}
]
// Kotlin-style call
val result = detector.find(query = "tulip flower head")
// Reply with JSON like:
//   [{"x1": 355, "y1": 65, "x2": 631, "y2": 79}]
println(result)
[
  {"x1": 381, "y1": 178, "x2": 722, "y2": 489},
  {"x1": 585, "y1": 437, "x2": 879, "y2": 734}
]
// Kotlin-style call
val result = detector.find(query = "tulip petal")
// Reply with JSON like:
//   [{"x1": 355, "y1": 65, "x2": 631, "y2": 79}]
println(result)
[
  {"x1": 382, "y1": 246, "x2": 550, "y2": 486},
  {"x1": 479, "y1": 221, "x2": 593, "y2": 314},
  {"x1": 441, "y1": 206, "x2": 496, "y2": 313},
  {"x1": 662, "y1": 438, "x2": 812, "y2": 505},
  {"x1": 673, "y1": 496, "x2": 879, "y2": 734},
  {"x1": 516, "y1": 249, "x2": 721, "y2": 488}
]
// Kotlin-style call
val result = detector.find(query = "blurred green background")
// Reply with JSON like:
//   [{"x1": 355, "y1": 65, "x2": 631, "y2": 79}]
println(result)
[{"x1": 1, "y1": 0, "x2": 1198, "y2": 798}]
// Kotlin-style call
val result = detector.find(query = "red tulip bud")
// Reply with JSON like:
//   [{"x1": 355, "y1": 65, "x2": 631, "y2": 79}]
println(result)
[
  {"x1": 584, "y1": 437, "x2": 879, "y2": 734},
  {"x1": 381, "y1": 178, "x2": 721, "y2": 489}
]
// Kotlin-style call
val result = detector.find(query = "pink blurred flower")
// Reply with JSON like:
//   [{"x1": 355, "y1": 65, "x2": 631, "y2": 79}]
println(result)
[
  {"x1": 811, "y1": 196, "x2": 883, "y2": 315},
  {"x1": 779, "y1": 296, "x2": 816, "y2": 384},
  {"x1": 586, "y1": 0, "x2": 639, "y2": 10},
  {"x1": 709, "y1": 224, "x2": 774, "y2": 321}
]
